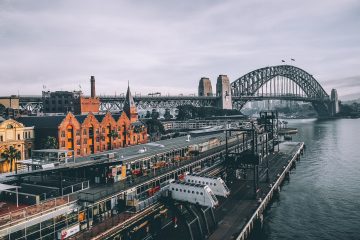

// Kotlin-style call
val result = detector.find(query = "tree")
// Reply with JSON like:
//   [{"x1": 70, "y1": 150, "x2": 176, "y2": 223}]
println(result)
[
  {"x1": 1, "y1": 146, "x2": 21, "y2": 172},
  {"x1": 0, "y1": 103, "x2": 5, "y2": 115},
  {"x1": 151, "y1": 109, "x2": 160, "y2": 120},
  {"x1": 145, "y1": 119, "x2": 165, "y2": 141},
  {"x1": 164, "y1": 109, "x2": 173, "y2": 120},
  {"x1": 176, "y1": 105, "x2": 196, "y2": 120},
  {"x1": 108, "y1": 130, "x2": 119, "y2": 150},
  {"x1": 145, "y1": 110, "x2": 151, "y2": 118},
  {"x1": 42, "y1": 136, "x2": 58, "y2": 149},
  {"x1": 108, "y1": 130, "x2": 119, "y2": 139}
]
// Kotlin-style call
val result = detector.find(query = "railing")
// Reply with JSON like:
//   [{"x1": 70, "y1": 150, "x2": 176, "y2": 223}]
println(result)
[
  {"x1": 236, "y1": 142, "x2": 304, "y2": 240},
  {"x1": 79, "y1": 138, "x2": 245, "y2": 203},
  {"x1": 62, "y1": 180, "x2": 90, "y2": 195},
  {"x1": 0, "y1": 194, "x2": 76, "y2": 231}
]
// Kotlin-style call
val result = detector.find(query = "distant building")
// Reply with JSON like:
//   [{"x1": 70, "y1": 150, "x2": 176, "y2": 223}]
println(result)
[
  {"x1": 18, "y1": 86, "x2": 147, "y2": 157},
  {"x1": 42, "y1": 90, "x2": 80, "y2": 114},
  {"x1": 42, "y1": 76, "x2": 100, "y2": 115},
  {"x1": 0, "y1": 117, "x2": 34, "y2": 173},
  {"x1": 0, "y1": 95, "x2": 19, "y2": 109}
]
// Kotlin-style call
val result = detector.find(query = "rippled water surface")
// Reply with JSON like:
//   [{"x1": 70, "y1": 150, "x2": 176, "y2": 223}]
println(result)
[{"x1": 260, "y1": 119, "x2": 360, "y2": 240}]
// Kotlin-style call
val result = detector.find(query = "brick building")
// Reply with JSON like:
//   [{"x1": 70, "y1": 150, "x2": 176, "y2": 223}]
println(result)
[{"x1": 18, "y1": 86, "x2": 147, "y2": 157}]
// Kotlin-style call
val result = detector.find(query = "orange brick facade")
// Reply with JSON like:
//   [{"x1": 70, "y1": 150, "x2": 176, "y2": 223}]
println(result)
[
  {"x1": 74, "y1": 97, "x2": 100, "y2": 115},
  {"x1": 57, "y1": 111, "x2": 148, "y2": 157}
]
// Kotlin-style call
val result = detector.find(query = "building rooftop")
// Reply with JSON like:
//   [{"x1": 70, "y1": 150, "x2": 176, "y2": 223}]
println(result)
[{"x1": 12, "y1": 132, "x2": 225, "y2": 178}]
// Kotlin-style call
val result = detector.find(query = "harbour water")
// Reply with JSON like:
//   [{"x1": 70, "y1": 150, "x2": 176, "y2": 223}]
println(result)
[{"x1": 259, "y1": 118, "x2": 360, "y2": 240}]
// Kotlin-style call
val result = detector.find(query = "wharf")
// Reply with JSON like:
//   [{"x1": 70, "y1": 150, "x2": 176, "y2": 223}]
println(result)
[{"x1": 209, "y1": 141, "x2": 304, "y2": 240}]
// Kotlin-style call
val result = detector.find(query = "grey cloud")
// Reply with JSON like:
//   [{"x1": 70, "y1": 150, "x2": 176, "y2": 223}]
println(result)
[{"x1": 0, "y1": 0, "x2": 360, "y2": 99}]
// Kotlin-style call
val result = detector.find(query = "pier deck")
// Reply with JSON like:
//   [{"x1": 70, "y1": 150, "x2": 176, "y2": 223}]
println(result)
[{"x1": 209, "y1": 141, "x2": 304, "y2": 240}]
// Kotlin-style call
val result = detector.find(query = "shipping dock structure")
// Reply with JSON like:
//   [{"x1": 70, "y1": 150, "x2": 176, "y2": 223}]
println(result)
[{"x1": 0, "y1": 112, "x2": 304, "y2": 240}]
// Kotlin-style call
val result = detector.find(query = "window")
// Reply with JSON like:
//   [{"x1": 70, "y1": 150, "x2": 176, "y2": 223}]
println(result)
[
  {"x1": 61, "y1": 131, "x2": 65, "y2": 137},
  {"x1": 192, "y1": 191, "x2": 194, "y2": 194},
  {"x1": 196, "y1": 192, "x2": 199, "y2": 195},
  {"x1": 61, "y1": 141, "x2": 65, "y2": 147},
  {"x1": 96, "y1": 137, "x2": 100, "y2": 143},
  {"x1": 0, "y1": 136, "x2": 3, "y2": 142},
  {"x1": 77, "y1": 149, "x2": 80, "y2": 155},
  {"x1": 6, "y1": 124, "x2": 13, "y2": 129},
  {"x1": 17, "y1": 134, "x2": 20, "y2": 140},
  {"x1": 176, "y1": 188, "x2": 178, "y2": 191},
  {"x1": 180, "y1": 189, "x2": 182, "y2": 192},
  {"x1": 214, "y1": 183, "x2": 216, "y2": 186},
  {"x1": 200, "y1": 192, "x2": 203, "y2": 195},
  {"x1": 83, "y1": 129, "x2": 87, "y2": 135},
  {"x1": 97, "y1": 146, "x2": 100, "y2": 151},
  {"x1": 83, "y1": 138, "x2": 87, "y2": 144},
  {"x1": 76, "y1": 140, "x2": 81, "y2": 145},
  {"x1": 76, "y1": 130, "x2": 80, "y2": 136}
]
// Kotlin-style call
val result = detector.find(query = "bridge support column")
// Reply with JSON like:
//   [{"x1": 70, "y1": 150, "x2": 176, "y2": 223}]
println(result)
[
  {"x1": 216, "y1": 75, "x2": 233, "y2": 109},
  {"x1": 330, "y1": 89, "x2": 339, "y2": 116}
]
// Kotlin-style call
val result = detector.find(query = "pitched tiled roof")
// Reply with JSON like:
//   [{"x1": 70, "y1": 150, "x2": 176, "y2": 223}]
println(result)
[
  {"x1": 74, "y1": 115, "x2": 88, "y2": 124},
  {"x1": 17, "y1": 115, "x2": 66, "y2": 128}
]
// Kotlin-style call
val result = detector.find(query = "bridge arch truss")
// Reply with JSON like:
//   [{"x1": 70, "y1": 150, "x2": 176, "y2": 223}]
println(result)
[{"x1": 231, "y1": 65, "x2": 331, "y2": 115}]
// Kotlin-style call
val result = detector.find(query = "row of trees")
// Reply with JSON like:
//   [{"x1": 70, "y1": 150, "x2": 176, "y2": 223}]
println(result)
[
  {"x1": 337, "y1": 102, "x2": 360, "y2": 118},
  {"x1": 176, "y1": 105, "x2": 242, "y2": 120},
  {"x1": 144, "y1": 109, "x2": 173, "y2": 120}
]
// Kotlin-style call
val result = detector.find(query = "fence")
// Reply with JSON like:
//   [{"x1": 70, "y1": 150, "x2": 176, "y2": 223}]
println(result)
[{"x1": 0, "y1": 195, "x2": 76, "y2": 231}]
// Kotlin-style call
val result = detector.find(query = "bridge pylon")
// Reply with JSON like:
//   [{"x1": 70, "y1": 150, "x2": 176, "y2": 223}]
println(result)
[
  {"x1": 216, "y1": 75, "x2": 233, "y2": 110},
  {"x1": 330, "y1": 89, "x2": 339, "y2": 116}
]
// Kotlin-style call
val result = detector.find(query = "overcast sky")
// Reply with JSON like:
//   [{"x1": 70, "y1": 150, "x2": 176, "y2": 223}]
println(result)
[{"x1": 0, "y1": 0, "x2": 359, "y2": 99}]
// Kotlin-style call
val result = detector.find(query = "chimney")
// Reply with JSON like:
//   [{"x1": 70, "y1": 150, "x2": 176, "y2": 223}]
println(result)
[{"x1": 90, "y1": 76, "x2": 96, "y2": 98}]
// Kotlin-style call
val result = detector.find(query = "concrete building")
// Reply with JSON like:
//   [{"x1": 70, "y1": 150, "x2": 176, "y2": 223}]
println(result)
[
  {"x1": 0, "y1": 117, "x2": 34, "y2": 173},
  {"x1": 198, "y1": 77, "x2": 213, "y2": 96},
  {"x1": 216, "y1": 75, "x2": 232, "y2": 109},
  {"x1": 42, "y1": 90, "x2": 81, "y2": 114}
]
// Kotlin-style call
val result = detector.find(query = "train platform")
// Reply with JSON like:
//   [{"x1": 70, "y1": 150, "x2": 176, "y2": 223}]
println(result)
[{"x1": 11, "y1": 132, "x2": 226, "y2": 179}]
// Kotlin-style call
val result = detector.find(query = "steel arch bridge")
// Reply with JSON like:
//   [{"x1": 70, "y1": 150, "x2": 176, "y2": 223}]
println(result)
[
  {"x1": 16, "y1": 65, "x2": 335, "y2": 117},
  {"x1": 231, "y1": 65, "x2": 332, "y2": 116}
]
